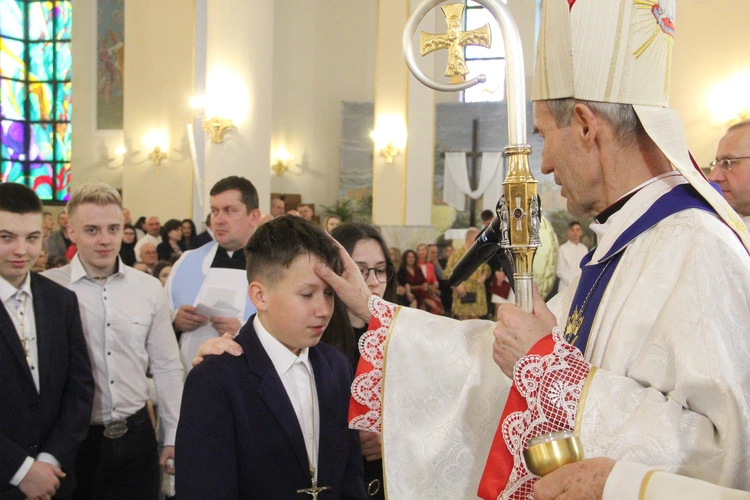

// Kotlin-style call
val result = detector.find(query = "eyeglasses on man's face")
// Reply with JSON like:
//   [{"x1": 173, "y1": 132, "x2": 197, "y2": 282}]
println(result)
[
  {"x1": 358, "y1": 264, "x2": 395, "y2": 283},
  {"x1": 709, "y1": 156, "x2": 750, "y2": 172}
]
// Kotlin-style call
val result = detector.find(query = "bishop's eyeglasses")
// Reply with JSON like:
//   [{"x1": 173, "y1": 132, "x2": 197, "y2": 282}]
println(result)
[
  {"x1": 358, "y1": 264, "x2": 395, "y2": 283},
  {"x1": 709, "y1": 156, "x2": 750, "y2": 172}
]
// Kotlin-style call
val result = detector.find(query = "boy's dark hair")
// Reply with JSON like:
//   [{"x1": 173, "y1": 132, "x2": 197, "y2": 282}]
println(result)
[
  {"x1": 480, "y1": 209, "x2": 494, "y2": 223},
  {"x1": 210, "y1": 176, "x2": 259, "y2": 213},
  {"x1": 0, "y1": 183, "x2": 43, "y2": 214},
  {"x1": 568, "y1": 221, "x2": 582, "y2": 229},
  {"x1": 245, "y1": 215, "x2": 341, "y2": 285}
]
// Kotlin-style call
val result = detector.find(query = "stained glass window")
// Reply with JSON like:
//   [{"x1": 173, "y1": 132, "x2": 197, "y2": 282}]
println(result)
[
  {"x1": 462, "y1": 0, "x2": 506, "y2": 103},
  {"x1": 1, "y1": 0, "x2": 72, "y2": 202}
]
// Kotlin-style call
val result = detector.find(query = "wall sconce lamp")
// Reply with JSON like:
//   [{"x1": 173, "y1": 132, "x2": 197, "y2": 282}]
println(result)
[
  {"x1": 142, "y1": 130, "x2": 169, "y2": 166},
  {"x1": 190, "y1": 95, "x2": 233, "y2": 144},
  {"x1": 272, "y1": 148, "x2": 293, "y2": 176},
  {"x1": 370, "y1": 117, "x2": 407, "y2": 164}
]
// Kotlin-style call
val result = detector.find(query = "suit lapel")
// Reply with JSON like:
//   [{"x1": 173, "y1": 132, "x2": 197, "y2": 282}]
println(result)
[
  {"x1": 0, "y1": 289, "x2": 35, "y2": 385},
  {"x1": 310, "y1": 346, "x2": 339, "y2": 488},
  {"x1": 240, "y1": 323, "x2": 311, "y2": 479},
  {"x1": 31, "y1": 274, "x2": 51, "y2": 393}
]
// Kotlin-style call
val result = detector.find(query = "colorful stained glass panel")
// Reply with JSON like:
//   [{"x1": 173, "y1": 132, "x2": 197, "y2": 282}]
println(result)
[
  {"x1": 30, "y1": 162, "x2": 53, "y2": 199},
  {"x1": 55, "y1": 122, "x2": 70, "y2": 161},
  {"x1": 28, "y1": 42, "x2": 54, "y2": 80},
  {"x1": 54, "y1": 162, "x2": 70, "y2": 200},
  {"x1": 1, "y1": 160, "x2": 25, "y2": 183},
  {"x1": 56, "y1": 41, "x2": 71, "y2": 79},
  {"x1": 1, "y1": 120, "x2": 26, "y2": 159},
  {"x1": 28, "y1": 1, "x2": 54, "y2": 41},
  {"x1": 55, "y1": 81, "x2": 71, "y2": 121},
  {"x1": 0, "y1": 37, "x2": 25, "y2": 79},
  {"x1": 1, "y1": 78, "x2": 27, "y2": 120},
  {"x1": 56, "y1": 2, "x2": 72, "y2": 40},
  {"x1": 29, "y1": 81, "x2": 53, "y2": 120},
  {"x1": 30, "y1": 123, "x2": 53, "y2": 161},
  {"x1": 0, "y1": 0, "x2": 24, "y2": 39}
]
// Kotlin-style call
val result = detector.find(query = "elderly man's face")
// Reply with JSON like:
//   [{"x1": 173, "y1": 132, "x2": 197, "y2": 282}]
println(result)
[
  {"x1": 709, "y1": 126, "x2": 750, "y2": 216},
  {"x1": 139, "y1": 243, "x2": 157, "y2": 267},
  {"x1": 146, "y1": 217, "x2": 161, "y2": 237},
  {"x1": 534, "y1": 101, "x2": 604, "y2": 218},
  {"x1": 270, "y1": 199, "x2": 285, "y2": 217}
]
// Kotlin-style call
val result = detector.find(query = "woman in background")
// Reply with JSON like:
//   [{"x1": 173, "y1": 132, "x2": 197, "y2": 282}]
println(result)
[
  {"x1": 398, "y1": 250, "x2": 443, "y2": 314},
  {"x1": 323, "y1": 222, "x2": 396, "y2": 500},
  {"x1": 180, "y1": 218, "x2": 196, "y2": 250},
  {"x1": 157, "y1": 219, "x2": 184, "y2": 262},
  {"x1": 120, "y1": 223, "x2": 138, "y2": 266},
  {"x1": 445, "y1": 228, "x2": 490, "y2": 320},
  {"x1": 323, "y1": 214, "x2": 342, "y2": 233}
]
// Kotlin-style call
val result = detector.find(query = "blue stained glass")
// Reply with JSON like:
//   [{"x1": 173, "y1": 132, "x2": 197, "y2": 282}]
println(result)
[
  {"x1": 55, "y1": 81, "x2": 71, "y2": 121},
  {"x1": 1, "y1": 78, "x2": 27, "y2": 120},
  {"x1": 54, "y1": 162, "x2": 70, "y2": 200},
  {"x1": 29, "y1": 82, "x2": 53, "y2": 120},
  {"x1": 0, "y1": 0, "x2": 24, "y2": 39},
  {"x1": 30, "y1": 162, "x2": 53, "y2": 199},
  {"x1": 56, "y1": 2, "x2": 72, "y2": 40},
  {"x1": 28, "y1": 42, "x2": 54, "y2": 81},
  {"x1": 1, "y1": 119, "x2": 26, "y2": 159},
  {"x1": 54, "y1": 122, "x2": 70, "y2": 161},
  {"x1": 0, "y1": 37, "x2": 25, "y2": 79},
  {"x1": 28, "y1": 1, "x2": 54, "y2": 41},
  {"x1": 30, "y1": 123, "x2": 53, "y2": 161},
  {"x1": 1, "y1": 160, "x2": 25, "y2": 183},
  {"x1": 56, "y1": 41, "x2": 71, "y2": 79}
]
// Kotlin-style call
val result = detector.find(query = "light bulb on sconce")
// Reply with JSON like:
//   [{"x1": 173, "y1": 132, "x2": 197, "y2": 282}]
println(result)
[
  {"x1": 142, "y1": 130, "x2": 169, "y2": 166},
  {"x1": 370, "y1": 116, "x2": 407, "y2": 164},
  {"x1": 191, "y1": 94, "x2": 234, "y2": 144},
  {"x1": 272, "y1": 148, "x2": 293, "y2": 176}
]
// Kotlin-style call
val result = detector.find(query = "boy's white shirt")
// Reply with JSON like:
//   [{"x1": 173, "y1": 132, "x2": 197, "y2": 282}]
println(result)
[{"x1": 253, "y1": 315, "x2": 320, "y2": 478}]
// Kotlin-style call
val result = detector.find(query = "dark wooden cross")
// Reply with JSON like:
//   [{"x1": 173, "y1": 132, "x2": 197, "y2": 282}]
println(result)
[{"x1": 466, "y1": 119, "x2": 482, "y2": 227}]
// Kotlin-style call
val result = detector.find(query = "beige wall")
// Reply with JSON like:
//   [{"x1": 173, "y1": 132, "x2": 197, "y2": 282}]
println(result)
[
  {"x1": 120, "y1": 0, "x2": 194, "y2": 221},
  {"x1": 671, "y1": 0, "x2": 750, "y2": 167},
  {"x1": 271, "y1": 0, "x2": 377, "y2": 209},
  {"x1": 69, "y1": 0, "x2": 124, "y2": 193}
]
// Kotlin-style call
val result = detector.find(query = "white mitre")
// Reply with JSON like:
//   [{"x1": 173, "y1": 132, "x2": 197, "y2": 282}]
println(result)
[{"x1": 533, "y1": 0, "x2": 750, "y2": 251}]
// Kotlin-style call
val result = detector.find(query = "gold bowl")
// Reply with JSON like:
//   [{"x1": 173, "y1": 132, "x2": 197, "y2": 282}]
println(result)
[{"x1": 522, "y1": 431, "x2": 583, "y2": 477}]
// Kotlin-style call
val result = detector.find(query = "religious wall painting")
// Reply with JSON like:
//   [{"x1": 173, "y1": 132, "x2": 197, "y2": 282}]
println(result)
[
  {"x1": 96, "y1": 0, "x2": 124, "y2": 130},
  {"x1": 1, "y1": 0, "x2": 72, "y2": 201},
  {"x1": 339, "y1": 101, "x2": 375, "y2": 220}
]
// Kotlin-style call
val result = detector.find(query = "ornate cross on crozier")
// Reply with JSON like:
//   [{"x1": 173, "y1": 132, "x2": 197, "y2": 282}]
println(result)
[
  {"x1": 420, "y1": 3, "x2": 491, "y2": 83},
  {"x1": 296, "y1": 467, "x2": 330, "y2": 500}
]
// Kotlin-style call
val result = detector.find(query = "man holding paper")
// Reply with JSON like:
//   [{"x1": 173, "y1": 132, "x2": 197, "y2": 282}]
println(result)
[{"x1": 166, "y1": 176, "x2": 262, "y2": 371}]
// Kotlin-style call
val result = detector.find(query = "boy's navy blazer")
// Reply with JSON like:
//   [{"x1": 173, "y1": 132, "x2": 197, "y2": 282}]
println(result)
[{"x1": 175, "y1": 317, "x2": 366, "y2": 499}]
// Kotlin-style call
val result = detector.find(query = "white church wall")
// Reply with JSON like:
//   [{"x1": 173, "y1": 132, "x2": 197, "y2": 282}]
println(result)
[{"x1": 270, "y1": 0, "x2": 377, "y2": 212}]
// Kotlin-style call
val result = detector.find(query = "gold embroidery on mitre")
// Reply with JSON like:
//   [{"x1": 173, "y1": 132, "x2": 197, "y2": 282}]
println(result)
[
  {"x1": 631, "y1": 0, "x2": 675, "y2": 98},
  {"x1": 565, "y1": 306, "x2": 584, "y2": 346}
]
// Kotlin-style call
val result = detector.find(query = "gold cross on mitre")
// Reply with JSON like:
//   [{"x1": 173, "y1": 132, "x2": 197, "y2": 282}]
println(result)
[{"x1": 420, "y1": 3, "x2": 491, "y2": 84}]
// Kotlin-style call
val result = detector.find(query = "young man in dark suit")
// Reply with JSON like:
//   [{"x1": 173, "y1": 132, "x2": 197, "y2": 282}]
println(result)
[
  {"x1": 176, "y1": 215, "x2": 366, "y2": 499},
  {"x1": 0, "y1": 183, "x2": 94, "y2": 499}
]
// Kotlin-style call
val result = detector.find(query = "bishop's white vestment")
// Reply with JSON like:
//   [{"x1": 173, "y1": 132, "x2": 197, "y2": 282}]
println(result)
[{"x1": 349, "y1": 174, "x2": 750, "y2": 499}]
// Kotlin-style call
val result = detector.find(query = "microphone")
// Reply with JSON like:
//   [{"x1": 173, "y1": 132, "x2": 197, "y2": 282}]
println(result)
[{"x1": 448, "y1": 215, "x2": 514, "y2": 288}]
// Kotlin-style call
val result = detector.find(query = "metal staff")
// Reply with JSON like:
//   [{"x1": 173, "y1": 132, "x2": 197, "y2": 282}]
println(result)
[{"x1": 403, "y1": 0, "x2": 540, "y2": 313}]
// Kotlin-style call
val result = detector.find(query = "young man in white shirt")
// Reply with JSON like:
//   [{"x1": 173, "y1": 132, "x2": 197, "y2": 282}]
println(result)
[
  {"x1": 44, "y1": 183, "x2": 183, "y2": 499},
  {"x1": 0, "y1": 183, "x2": 94, "y2": 500},
  {"x1": 555, "y1": 221, "x2": 589, "y2": 294}
]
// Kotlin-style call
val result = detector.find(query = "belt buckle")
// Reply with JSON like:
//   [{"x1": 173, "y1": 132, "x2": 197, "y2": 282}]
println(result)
[{"x1": 103, "y1": 420, "x2": 128, "y2": 439}]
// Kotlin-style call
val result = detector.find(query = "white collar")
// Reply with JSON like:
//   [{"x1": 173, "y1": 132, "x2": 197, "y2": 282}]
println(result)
[
  {"x1": 70, "y1": 253, "x2": 125, "y2": 283},
  {"x1": 0, "y1": 272, "x2": 31, "y2": 302},
  {"x1": 253, "y1": 315, "x2": 311, "y2": 378},
  {"x1": 589, "y1": 172, "x2": 686, "y2": 264}
]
